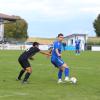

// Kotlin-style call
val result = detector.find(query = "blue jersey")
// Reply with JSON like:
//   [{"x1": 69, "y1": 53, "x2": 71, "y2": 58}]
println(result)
[
  {"x1": 75, "y1": 40, "x2": 81, "y2": 48},
  {"x1": 51, "y1": 41, "x2": 64, "y2": 67},
  {"x1": 51, "y1": 41, "x2": 62, "y2": 58}
]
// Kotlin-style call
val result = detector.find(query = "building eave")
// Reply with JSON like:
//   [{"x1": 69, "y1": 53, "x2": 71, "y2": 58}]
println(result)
[
  {"x1": 64, "y1": 34, "x2": 87, "y2": 38},
  {"x1": 0, "y1": 13, "x2": 19, "y2": 21}
]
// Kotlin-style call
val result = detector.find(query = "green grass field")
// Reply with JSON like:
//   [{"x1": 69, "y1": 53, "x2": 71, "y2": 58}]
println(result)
[{"x1": 0, "y1": 50, "x2": 100, "y2": 100}]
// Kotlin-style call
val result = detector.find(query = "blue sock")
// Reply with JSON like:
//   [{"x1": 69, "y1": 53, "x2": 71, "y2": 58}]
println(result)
[
  {"x1": 58, "y1": 70, "x2": 62, "y2": 79},
  {"x1": 64, "y1": 67, "x2": 69, "y2": 77}
]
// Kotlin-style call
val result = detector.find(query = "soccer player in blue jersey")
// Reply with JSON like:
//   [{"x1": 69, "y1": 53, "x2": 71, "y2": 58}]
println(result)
[
  {"x1": 51, "y1": 33, "x2": 70, "y2": 83},
  {"x1": 75, "y1": 38, "x2": 81, "y2": 55}
]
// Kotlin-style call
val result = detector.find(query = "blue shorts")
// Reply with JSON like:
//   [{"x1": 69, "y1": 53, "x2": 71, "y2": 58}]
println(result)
[
  {"x1": 76, "y1": 46, "x2": 80, "y2": 50},
  {"x1": 51, "y1": 57, "x2": 64, "y2": 68}
]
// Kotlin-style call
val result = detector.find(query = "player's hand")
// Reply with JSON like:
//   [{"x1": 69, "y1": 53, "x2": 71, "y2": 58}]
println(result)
[
  {"x1": 47, "y1": 53, "x2": 51, "y2": 57},
  {"x1": 58, "y1": 54, "x2": 61, "y2": 57},
  {"x1": 29, "y1": 57, "x2": 34, "y2": 60},
  {"x1": 46, "y1": 54, "x2": 51, "y2": 58}
]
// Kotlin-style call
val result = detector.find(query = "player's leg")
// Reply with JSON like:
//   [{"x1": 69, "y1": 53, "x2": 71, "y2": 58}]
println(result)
[
  {"x1": 78, "y1": 49, "x2": 79, "y2": 54},
  {"x1": 76, "y1": 50, "x2": 78, "y2": 54},
  {"x1": 23, "y1": 67, "x2": 32, "y2": 83},
  {"x1": 56, "y1": 58, "x2": 65, "y2": 83},
  {"x1": 58, "y1": 68, "x2": 63, "y2": 83},
  {"x1": 78, "y1": 48, "x2": 80, "y2": 54},
  {"x1": 51, "y1": 59, "x2": 63, "y2": 83},
  {"x1": 22, "y1": 60, "x2": 32, "y2": 83},
  {"x1": 17, "y1": 59, "x2": 25, "y2": 80},
  {"x1": 57, "y1": 58, "x2": 69, "y2": 78},
  {"x1": 17, "y1": 69, "x2": 25, "y2": 80},
  {"x1": 61, "y1": 63, "x2": 70, "y2": 81},
  {"x1": 75, "y1": 47, "x2": 77, "y2": 55}
]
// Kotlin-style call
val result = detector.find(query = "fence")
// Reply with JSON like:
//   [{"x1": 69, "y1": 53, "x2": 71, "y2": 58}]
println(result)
[{"x1": 0, "y1": 44, "x2": 49, "y2": 50}]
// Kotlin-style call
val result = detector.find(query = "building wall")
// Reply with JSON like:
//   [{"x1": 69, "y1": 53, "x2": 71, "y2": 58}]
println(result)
[
  {"x1": 64, "y1": 35, "x2": 87, "y2": 51},
  {"x1": 0, "y1": 22, "x2": 4, "y2": 41}
]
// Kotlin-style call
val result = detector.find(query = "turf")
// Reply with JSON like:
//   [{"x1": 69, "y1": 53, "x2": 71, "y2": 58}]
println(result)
[{"x1": 0, "y1": 50, "x2": 100, "y2": 100}]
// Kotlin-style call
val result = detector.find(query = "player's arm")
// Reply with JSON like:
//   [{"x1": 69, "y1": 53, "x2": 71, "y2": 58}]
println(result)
[
  {"x1": 55, "y1": 49, "x2": 61, "y2": 57},
  {"x1": 29, "y1": 57, "x2": 34, "y2": 60},
  {"x1": 48, "y1": 47, "x2": 52, "y2": 54},
  {"x1": 39, "y1": 51, "x2": 51, "y2": 56}
]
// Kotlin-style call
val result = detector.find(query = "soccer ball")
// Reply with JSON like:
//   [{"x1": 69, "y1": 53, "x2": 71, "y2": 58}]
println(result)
[{"x1": 70, "y1": 77, "x2": 77, "y2": 84}]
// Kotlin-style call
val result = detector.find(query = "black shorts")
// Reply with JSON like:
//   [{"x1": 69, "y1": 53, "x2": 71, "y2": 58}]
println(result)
[{"x1": 18, "y1": 57, "x2": 31, "y2": 69}]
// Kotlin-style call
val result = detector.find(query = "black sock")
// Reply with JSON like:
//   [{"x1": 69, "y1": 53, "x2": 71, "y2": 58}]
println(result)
[
  {"x1": 23, "y1": 72, "x2": 31, "y2": 82},
  {"x1": 18, "y1": 69, "x2": 25, "y2": 80}
]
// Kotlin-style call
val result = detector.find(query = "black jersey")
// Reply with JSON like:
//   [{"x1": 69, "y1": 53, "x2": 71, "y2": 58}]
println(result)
[{"x1": 19, "y1": 47, "x2": 40, "y2": 59}]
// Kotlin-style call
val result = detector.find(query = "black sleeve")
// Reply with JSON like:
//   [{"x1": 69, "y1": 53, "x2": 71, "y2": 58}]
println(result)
[{"x1": 35, "y1": 47, "x2": 40, "y2": 52}]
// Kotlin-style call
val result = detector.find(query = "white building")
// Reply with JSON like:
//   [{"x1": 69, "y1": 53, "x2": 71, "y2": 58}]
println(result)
[
  {"x1": 0, "y1": 13, "x2": 18, "y2": 41},
  {"x1": 0, "y1": 19, "x2": 4, "y2": 41},
  {"x1": 64, "y1": 34, "x2": 88, "y2": 51}
]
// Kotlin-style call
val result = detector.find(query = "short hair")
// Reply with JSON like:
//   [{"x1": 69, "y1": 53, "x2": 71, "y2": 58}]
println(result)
[
  {"x1": 58, "y1": 33, "x2": 64, "y2": 37},
  {"x1": 33, "y1": 42, "x2": 39, "y2": 46}
]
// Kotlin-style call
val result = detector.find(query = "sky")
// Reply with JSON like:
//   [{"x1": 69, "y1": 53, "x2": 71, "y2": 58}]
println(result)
[{"x1": 0, "y1": 0, "x2": 100, "y2": 38}]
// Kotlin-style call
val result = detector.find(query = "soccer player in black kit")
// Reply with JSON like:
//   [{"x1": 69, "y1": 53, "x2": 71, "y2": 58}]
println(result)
[{"x1": 17, "y1": 42, "x2": 50, "y2": 83}]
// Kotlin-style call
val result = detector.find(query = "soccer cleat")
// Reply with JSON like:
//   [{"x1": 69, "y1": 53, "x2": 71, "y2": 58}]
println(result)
[
  {"x1": 57, "y1": 79, "x2": 63, "y2": 83},
  {"x1": 22, "y1": 81, "x2": 28, "y2": 84},
  {"x1": 64, "y1": 77, "x2": 70, "y2": 82},
  {"x1": 78, "y1": 53, "x2": 80, "y2": 55},
  {"x1": 16, "y1": 78, "x2": 21, "y2": 81},
  {"x1": 75, "y1": 54, "x2": 78, "y2": 55}
]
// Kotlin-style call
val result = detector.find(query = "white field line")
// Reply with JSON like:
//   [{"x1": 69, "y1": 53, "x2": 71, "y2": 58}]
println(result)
[
  {"x1": 0, "y1": 92, "x2": 28, "y2": 98},
  {"x1": 0, "y1": 95, "x2": 15, "y2": 98}
]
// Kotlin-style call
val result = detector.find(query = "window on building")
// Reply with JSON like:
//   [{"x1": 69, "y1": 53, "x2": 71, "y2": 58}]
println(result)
[{"x1": 71, "y1": 39, "x2": 73, "y2": 45}]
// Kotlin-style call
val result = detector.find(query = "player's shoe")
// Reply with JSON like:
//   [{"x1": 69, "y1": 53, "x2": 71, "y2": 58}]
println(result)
[
  {"x1": 57, "y1": 79, "x2": 63, "y2": 84},
  {"x1": 22, "y1": 80, "x2": 28, "y2": 84},
  {"x1": 16, "y1": 78, "x2": 21, "y2": 81},
  {"x1": 75, "y1": 53, "x2": 78, "y2": 55},
  {"x1": 64, "y1": 77, "x2": 70, "y2": 82}
]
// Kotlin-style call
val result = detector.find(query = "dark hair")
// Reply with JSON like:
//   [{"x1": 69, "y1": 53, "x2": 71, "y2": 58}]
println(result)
[
  {"x1": 58, "y1": 33, "x2": 64, "y2": 37},
  {"x1": 33, "y1": 42, "x2": 39, "y2": 46}
]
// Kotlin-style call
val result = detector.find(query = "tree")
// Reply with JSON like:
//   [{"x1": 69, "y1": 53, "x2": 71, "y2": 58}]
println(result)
[
  {"x1": 93, "y1": 14, "x2": 100, "y2": 37},
  {"x1": 4, "y1": 16, "x2": 28, "y2": 41}
]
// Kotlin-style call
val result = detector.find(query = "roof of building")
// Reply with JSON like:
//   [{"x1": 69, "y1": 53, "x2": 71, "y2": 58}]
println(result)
[
  {"x1": 0, "y1": 13, "x2": 18, "y2": 21},
  {"x1": 65, "y1": 34, "x2": 87, "y2": 38}
]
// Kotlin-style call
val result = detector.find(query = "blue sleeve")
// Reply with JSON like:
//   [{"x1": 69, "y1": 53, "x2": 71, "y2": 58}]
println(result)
[{"x1": 54, "y1": 42, "x2": 59, "y2": 49}]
